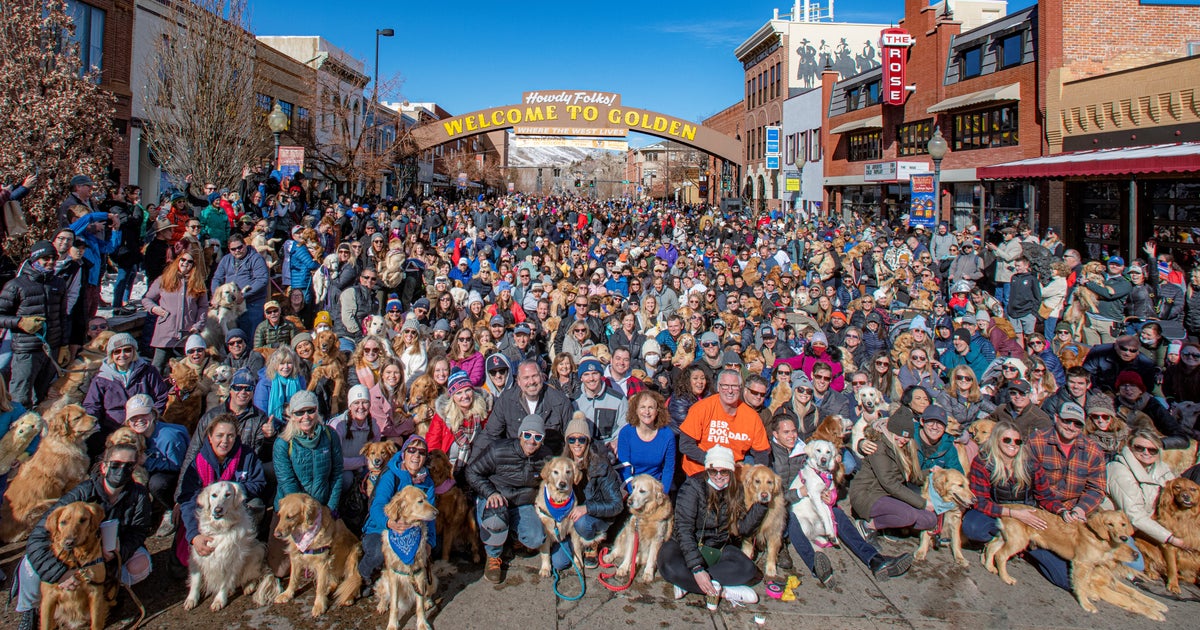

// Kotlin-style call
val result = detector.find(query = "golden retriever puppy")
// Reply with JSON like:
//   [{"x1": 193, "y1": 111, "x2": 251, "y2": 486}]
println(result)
[
  {"x1": 914, "y1": 468, "x2": 976, "y2": 567},
  {"x1": 1136, "y1": 477, "x2": 1200, "y2": 594},
  {"x1": 967, "y1": 419, "x2": 996, "y2": 447},
  {"x1": 427, "y1": 449, "x2": 480, "y2": 563},
  {"x1": 272, "y1": 493, "x2": 363, "y2": 617},
  {"x1": 984, "y1": 508, "x2": 1135, "y2": 586},
  {"x1": 376, "y1": 486, "x2": 439, "y2": 630},
  {"x1": 535, "y1": 457, "x2": 583, "y2": 577},
  {"x1": 606, "y1": 474, "x2": 673, "y2": 583},
  {"x1": 40, "y1": 501, "x2": 111, "y2": 630},
  {"x1": 185, "y1": 481, "x2": 277, "y2": 611},
  {"x1": 0, "y1": 411, "x2": 43, "y2": 475},
  {"x1": 360, "y1": 441, "x2": 401, "y2": 498},
  {"x1": 737, "y1": 464, "x2": 786, "y2": 577},
  {"x1": 0, "y1": 404, "x2": 97, "y2": 542}
]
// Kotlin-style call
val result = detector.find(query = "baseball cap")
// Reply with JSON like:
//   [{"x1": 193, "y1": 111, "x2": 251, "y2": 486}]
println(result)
[
  {"x1": 1058, "y1": 401, "x2": 1085, "y2": 421},
  {"x1": 486, "y1": 354, "x2": 509, "y2": 373},
  {"x1": 700, "y1": 331, "x2": 719, "y2": 345},
  {"x1": 29, "y1": 241, "x2": 55, "y2": 260},
  {"x1": 921, "y1": 405, "x2": 948, "y2": 425},
  {"x1": 513, "y1": 323, "x2": 532, "y2": 335},
  {"x1": 1107, "y1": 256, "x2": 1125, "y2": 266},
  {"x1": 489, "y1": 315, "x2": 506, "y2": 326}
]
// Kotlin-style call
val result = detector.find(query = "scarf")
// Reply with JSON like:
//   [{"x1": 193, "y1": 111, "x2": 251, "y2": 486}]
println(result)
[
  {"x1": 542, "y1": 486, "x2": 575, "y2": 523},
  {"x1": 196, "y1": 446, "x2": 242, "y2": 487},
  {"x1": 450, "y1": 414, "x2": 482, "y2": 473},
  {"x1": 387, "y1": 525, "x2": 424, "y2": 564},
  {"x1": 268, "y1": 374, "x2": 301, "y2": 420}
]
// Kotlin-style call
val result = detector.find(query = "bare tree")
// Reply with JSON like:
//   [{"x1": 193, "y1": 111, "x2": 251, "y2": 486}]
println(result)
[
  {"x1": 139, "y1": 0, "x2": 268, "y2": 190},
  {"x1": 0, "y1": 0, "x2": 116, "y2": 249},
  {"x1": 299, "y1": 72, "x2": 403, "y2": 196}
]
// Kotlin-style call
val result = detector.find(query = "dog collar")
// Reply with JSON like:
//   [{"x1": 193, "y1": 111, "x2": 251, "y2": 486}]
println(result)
[
  {"x1": 291, "y1": 509, "x2": 323, "y2": 552},
  {"x1": 298, "y1": 545, "x2": 331, "y2": 555},
  {"x1": 434, "y1": 478, "x2": 456, "y2": 495}
]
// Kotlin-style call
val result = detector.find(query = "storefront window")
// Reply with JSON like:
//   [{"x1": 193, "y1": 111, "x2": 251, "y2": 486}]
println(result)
[
  {"x1": 848, "y1": 131, "x2": 882, "y2": 162},
  {"x1": 1147, "y1": 180, "x2": 1200, "y2": 268},
  {"x1": 984, "y1": 181, "x2": 1030, "y2": 229},
  {"x1": 897, "y1": 120, "x2": 933, "y2": 157},
  {"x1": 952, "y1": 105, "x2": 1019, "y2": 151},
  {"x1": 1071, "y1": 181, "x2": 1123, "y2": 262}
]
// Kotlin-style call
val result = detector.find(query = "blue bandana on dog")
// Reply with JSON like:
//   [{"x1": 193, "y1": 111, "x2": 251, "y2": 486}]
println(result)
[
  {"x1": 387, "y1": 525, "x2": 424, "y2": 564},
  {"x1": 543, "y1": 486, "x2": 576, "y2": 523}
]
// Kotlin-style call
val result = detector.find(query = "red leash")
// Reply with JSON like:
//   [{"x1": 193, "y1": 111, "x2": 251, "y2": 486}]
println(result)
[{"x1": 596, "y1": 530, "x2": 638, "y2": 592}]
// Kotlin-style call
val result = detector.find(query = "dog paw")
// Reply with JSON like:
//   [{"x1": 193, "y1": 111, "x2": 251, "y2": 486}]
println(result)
[
  {"x1": 311, "y1": 600, "x2": 328, "y2": 617},
  {"x1": 183, "y1": 597, "x2": 199, "y2": 611},
  {"x1": 1001, "y1": 576, "x2": 1017, "y2": 586},
  {"x1": 274, "y1": 593, "x2": 293, "y2": 605},
  {"x1": 955, "y1": 558, "x2": 970, "y2": 569},
  {"x1": 539, "y1": 567, "x2": 551, "y2": 577},
  {"x1": 639, "y1": 572, "x2": 656, "y2": 584},
  {"x1": 914, "y1": 549, "x2": 928, "y2": 561},
  {"x1": 210, "y1": 597, "x2": 228, "y2": 612}
]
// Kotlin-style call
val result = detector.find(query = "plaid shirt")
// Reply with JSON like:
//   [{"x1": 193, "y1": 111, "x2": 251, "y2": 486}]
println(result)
[
  {"x1": 1026, "y1": 428, "x2": 1107, "y2": 514},
  {"x1": 968, "y1": 455, "x2": 1064, "y2": 518}
]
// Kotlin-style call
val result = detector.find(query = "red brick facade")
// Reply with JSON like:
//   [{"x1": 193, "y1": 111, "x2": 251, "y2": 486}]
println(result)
[
  {"x1": 89, "y1": 0, "x2": 134, "y2": 183},
  {"x1": 701, "y1": 101, "x2": 744, "y2": 206}
]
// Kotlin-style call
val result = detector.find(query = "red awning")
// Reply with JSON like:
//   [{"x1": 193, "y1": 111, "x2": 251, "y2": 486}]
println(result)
[{"x1": 977, "y1": 142, "x2": 1200, "y2": 179}]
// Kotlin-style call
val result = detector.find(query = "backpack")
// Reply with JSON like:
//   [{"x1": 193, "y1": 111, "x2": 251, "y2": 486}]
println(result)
[{"x1": 1021, "y1": 241, "x2": 1055, "y2": 281}]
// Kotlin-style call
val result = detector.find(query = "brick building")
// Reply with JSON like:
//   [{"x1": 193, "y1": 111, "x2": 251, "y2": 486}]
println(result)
[
  {"x1": 701, "y1": 102, "x2": 743, "y2": 207},
  {"x1": 69, "y1": 0, "x2": 134, "y2": 183}
]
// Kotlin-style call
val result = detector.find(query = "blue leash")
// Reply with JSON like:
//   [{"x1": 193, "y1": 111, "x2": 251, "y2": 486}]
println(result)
[{"x1": 546, "y1": 520, "x2": 586, "y2": 601}]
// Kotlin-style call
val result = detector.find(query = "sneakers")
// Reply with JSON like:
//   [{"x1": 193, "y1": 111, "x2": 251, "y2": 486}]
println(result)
[
  {"x1": 813, "y1": 551, "x2": 835, "y2": 588},
  {"x1": 721, "y1": 584, "x2": 759, "y2": 605},
  {"x1": 855, "y1": 518, "x2": 878, "y2": 546},
  {"x1": 673, "y1": 584, "x2": 688, "y2": 600},
  {"x1": 154, "y1": 512, "x2": 176, "y2": 537},
  {"x1": 869, "y1": 552, "x2": 913, "y2": 581},
  {"x1": 583, "y1": 546, "x2": 599, "y2": 570},
  {"x1": 484, "y1": 556, "x2": 504, "y2": 584}
]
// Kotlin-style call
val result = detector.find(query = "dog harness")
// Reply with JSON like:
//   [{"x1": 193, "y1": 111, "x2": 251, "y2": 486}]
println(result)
[
  {"x1": 292, "y1": 509, "x2": 328, "y2": 554},
  {"x1": 387, "y1": 525, "x2": 424, "y2": 565},
  {"x1": 811, "y1": 467, "x2": 839, "y2": 546}
]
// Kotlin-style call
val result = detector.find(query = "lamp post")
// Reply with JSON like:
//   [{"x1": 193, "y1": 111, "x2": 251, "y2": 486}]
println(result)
[
  {"x1": 927, "y1": 126, "x2": 949, "y2": 222},
  {"x1": 267, "y1": 102, "x2": 288, "y2": 169},
  {"x1": 370, "y1": 28, "x2": 393, "y2": 195}
]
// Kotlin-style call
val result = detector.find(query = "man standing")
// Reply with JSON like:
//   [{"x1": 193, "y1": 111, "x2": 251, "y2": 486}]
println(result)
[
  {"x1": 1081, "y1": 256, "x2": 1132, "y2": 345},
  {"x1": 1005, "y1": 257, "x2": 1041, "y2": 348},
  {"x1": 482, "y1": 360, "x2": 573, "y2": 452},
  {"x1": 678, "y1": 370, "x2": 770, "y2": 476},
  {"x1": 57, "y1": 174, "x2": 96, "y2": 227},
  {"x1": 211, "y1": 234, "x2": 270, "y2": 335},
  {"x1": 0, "y1": 241, "x2": 68, "y2": 407},
  {"x1": 573, "y1": 359, "x2": 628, "y2": 448},
  {"x1": 336, "y1": 269, "x2": 379, "y2": 351},
  {"x1": 986, "y1": 227, "x2": 1023, "y2": 307}
]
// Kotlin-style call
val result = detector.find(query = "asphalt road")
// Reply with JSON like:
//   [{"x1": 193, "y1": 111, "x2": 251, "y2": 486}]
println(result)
[{"x1": 3, "y1": 530, "x2": 1197, "y2": 629}]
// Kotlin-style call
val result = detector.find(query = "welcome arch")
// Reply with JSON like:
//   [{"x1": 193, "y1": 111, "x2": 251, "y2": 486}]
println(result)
[{"x1": 410, "y1": 90, "x2": 742, "y2": 164}]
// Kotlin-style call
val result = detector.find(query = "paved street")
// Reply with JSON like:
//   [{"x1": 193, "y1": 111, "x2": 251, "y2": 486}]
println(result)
[{"x1": 4, "y1": 532, "x2": 1196, "y2": 629}]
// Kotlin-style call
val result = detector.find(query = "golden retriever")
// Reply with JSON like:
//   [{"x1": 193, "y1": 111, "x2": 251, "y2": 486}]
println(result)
[
  {"x1": 360, "y1": 441, "x2": 401, "y2": 498},
  {"x1": 984, "y1": 508, "x2": 1136, "y2": 585},
  {"x1": 406, "y1": 374, "x2": 440, "y2": 437},
  {"x1": 1073, "y1": 559, "x2": 1169, "y2": 621},
  {"x1": 40, "y1": 501, "x2": 112, "y2": 630},
  {"x1": 272, "y1": 493, "x2": 363, "y2": 617},
  {"x1": 605, "y1": 474, "x2": 673, "y2": 583},
  {"x1": 427, "y1": 449, "x2": 480, "y2": 563},
  {"x1": 163, "y1": 359, "x2": 211, "y2": 435},
  {"x1": 737, "y1": 464, "x2": 786, "y2": 577},
  {"x1": 0, "y1": 404, "x2": 97, "y2": 542},
  {"x1": 203, "y1": 283, "x2": 246, "y2": 353},
  {"x1": 36, "y1": 332, "x2": 113, "y2": 413},
  {"x1": 185, "y1": 481, "x2": 277, "y2": 611},
  {"x1": 0, "y1": 411, "x2": 43, "y2": 475},
  {"x1": 535, "y1": 456, "x2": 583, "y2": 577},
  {"x1": 967, "y1": 419, "x2": 997, "y2": 447},
  {"x1": 1136, "y1": 477, "x2": 1200, "y2": 594},
  {"x1": 376, "y1": 486, "x2": 439, "y2": 630},
  {"x1": 914, "y1": 468, "x2": 976, "y2": 567}
]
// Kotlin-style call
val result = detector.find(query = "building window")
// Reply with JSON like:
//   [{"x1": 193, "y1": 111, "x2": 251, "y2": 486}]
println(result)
[
  {"x1": 998, "y1": 33, "x2": 1023, "y2": 69},
  {"x1": 846, "y1": 82, "x2": 881, "y2": 112},
  {"x1": 278, "y1": 100, "x2": 293, "y2": 130},
  {"x1": 961, "y1": 46, "x2": 982, "y2": 78},
  {"x1": 256, "y1": 93, "x2": 273, "y2": 111},
  {"x1": 297, "y1": 106, "x2": 310, "y2": 135},
  {"x1": 848, "y1": 130, "x2": 882, "y2": 162},
  {"x1": 1188, "y1": 41, "x2": 1200, "y2": 56},
  {"x1": 64, "y1": 0, "x2": 105, "y2": 79},
  {"x1": 897, "y1": 119, "x2": 933, "y2": 156},
  {"x1": 952, "y1": 104, "x2": 1019, "y2": 151}
]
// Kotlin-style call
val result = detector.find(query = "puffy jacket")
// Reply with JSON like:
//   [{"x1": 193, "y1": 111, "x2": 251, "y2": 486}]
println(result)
[
  {"x1": 672, "y1": 473, "x2": 766, "y2": 572},
  {"x1": 288, "y1": 243, "x2": 320, "y2": 298},
  {"x1": 1081, "y1": 344, "x2": 1159, "y2": 393},
  {"x1": 1105, "y1": 447, "x2": 1176, "y2": 543},
  {"x1": 451, "y1": 352, "x2": 485, "y2": 387},
  {"x1": 667, "y1": 392, "x2": 700, "y2": 429},
  {"x1": 769, "y1": 439, "x2": 805, "y2": 504},
  {"x1": 178, "y1": 437, "x2": 266, "y2": 543},
  {"x1": 200, "y1": 204, "x2": 231, "y2": 245},
  {"x1": 26, "y1": 476, "x2": 152, "y2": 584},
  {"x1": 988, "y1": 402, "x2": 1052, "y2": 436},
  {"x1": 210, "y1": 249, "x2": 270, "y2": 306},
  {"x1": 83, "y1": 358, "x2": 171, "y2": 434},
  {"x1": 144, "y1": 421, "x2": 189, "y2": 473},
  {"x1": 362, "y1": 452, "x2": 435, "y2": 537},
  {"x1": 935, "y1": 391, "x2": 995, "y2": 426},
  {"x1": 1125, "y1": 283, "x2": 1157, "y2": 319},
  {"x1": 0, "y1": 261, "x2": 68, "y2": 353},
  {"x1": 178, "y1": 402, "x2": 273, "y2": 501},
  {"x1": 940, "y1": 346, "x2": 991, "y2": 381},
  {"x1": 575, "y1": 447, "x2": 624, "y2": 520},
  {"x1": 478, "y1": 385, "x2": 573, "y2": 453},
  {"x1": 465, "y1": 437, "x2": 552, "y2": 506},
  {"x1": 272, "y1": 424, "x2": 343, "y2": 510}
]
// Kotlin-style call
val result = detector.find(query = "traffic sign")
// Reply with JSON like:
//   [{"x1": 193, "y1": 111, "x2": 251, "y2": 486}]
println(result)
[{"x1": 766, "y1": 156, "x2": 779, "y2": 170}]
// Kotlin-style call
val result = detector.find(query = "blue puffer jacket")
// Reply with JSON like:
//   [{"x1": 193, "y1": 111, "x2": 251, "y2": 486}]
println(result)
[
  {"x1": 144, "y1": 421, "x2": 190, "y2": 473},
  {"x1": 273, "y1": 424, "x2": 343, "y2": 510},
  {"x1": 288, "y1": 242, "x2": 321, "y2": 299},
  {"x1": 362, "y1": 452, "x2": 436, "y2": 545}
]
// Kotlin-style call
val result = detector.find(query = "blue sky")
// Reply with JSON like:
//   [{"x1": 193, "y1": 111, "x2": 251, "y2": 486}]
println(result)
[{"x1": 249, "y1": 0, "x2": 1032, "y2": 123}]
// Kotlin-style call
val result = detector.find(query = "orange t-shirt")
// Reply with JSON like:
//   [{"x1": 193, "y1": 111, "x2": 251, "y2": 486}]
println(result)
[{"x1": 679, "y1": 395, "x2": 770, "y2": 476}]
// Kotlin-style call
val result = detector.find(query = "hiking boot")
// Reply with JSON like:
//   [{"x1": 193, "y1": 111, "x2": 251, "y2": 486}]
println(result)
[
  {"x1": 511, "y1": 542, "x2": 537, "y2": 558},
  {"x1": 855, "y1": 518, "x2": 878, "y2": 546},
  {"x1": 583, "y1": 546, "x2": 599, "y2": 570},
  {"x1": 17, "y1": 609, "x2": 38, "y2": 630},
  {"x1": 776, "y1": 547, "x2": 793, "y2": 571},
  {"x1": 869, "y1": 552, "x2": 913, "y2": 581},
  {"x1": 813, "y1": 551, "x2": 835, "y2": 588},
  {"x1": 721, "y1": 584, "x2": 759, "y2": 605},
  {"x1": 484, "y1": 556, "x2": 504, "y2": 584}
]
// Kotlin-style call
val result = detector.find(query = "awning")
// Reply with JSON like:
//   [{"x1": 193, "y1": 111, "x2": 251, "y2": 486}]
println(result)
[
  {"x1": 829, "y1": 115, "x2": 883, "y2": 135},
  {"x1": 927, "y1": 83, "x2": 1021, "y2": 113},
  {"x1": 977, "y1": 142, "x2": 1200, "y2": 179}
]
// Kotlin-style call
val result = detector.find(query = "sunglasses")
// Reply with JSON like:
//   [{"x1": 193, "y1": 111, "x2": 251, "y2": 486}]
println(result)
[
  {"x1": 851, "y1": 380, "x2": 868, "y2": 387},
  {"x1": 706, "y1": 468, "x2": 731, "y2": 477},
  {"x1": 227, "y1": 339, "x2": 245, "y2": 346},
  {"x1": 1061, "y1": 418, "x2": 1085, "y2": 428},
  {"x1": 363, "y1": 347, "x2": 380, "y2": 354},
  {"x1": 746, "y1": 389, "x2": 768, "y2": 397},
  {"x1": 231, "y1": 385, "x2": 253, "y2": 393},
  {"x1": 293, "y1": 408, "x2": 318, "y2": 417},
  {"x1": 1088, "y1": 413, "x2": 1113, "y2": 421},
  {"x1": 521, "y1": 431, "x2": 544, "y2": 443},
  {"x1": 187, "y1": 348, "x2": 206, "y2": 354},
  {"x1": 1001, "y1": 437, "x2": 1023, "y2": 446},
  {"x1": 111, "y1": 347, "x2": 134, "y2": 356},
  {"x1": 813, "y1": 375, "x2": 831, "y2": 381},
  {"x1": 457, "y1": 337, "x2": 473, "y2": 342},
  {"x1": 1002, "y1": 366, "x2": 1018, "y2": 372},
  {"x1": 845, "y1": 334, "x2": 860, "y2": 339},
  {"x1": 89, "y1": 324, "x2": 108, "y2": 331},
  {"x1": 776, "y1": 370, "x2": 792, "y2": 377},
  {"x1": 179, "y1": 259, "x2": 195, "y2": 265},
  {"x1": 404, "y1": 447, "x2": 428, "y2": 456},
  {"x1": 1116, "y1": 346, "x2": 1138, "y2": 353},
  {"x1": 229, "y1": 245, "x2": 245, "y2": 253},
  {"x1": 911, "y1": 355, "x2": 926, "y2": 361},
  {"x1": 797, "y1": 387, "x2": 814, "y2": 395},
  {"x1": 1183, "y1": 352, "x2": 1200, "y2": 359},
  {"x1": 875, "y1": 360, "x2": 890, "y2": 367},
  {"x1": 1132, "y1": 444, "x2": 1160, "y2": 455},
  {"x1": 566, "y1": 436, "x2": 590, "y2": 445}
]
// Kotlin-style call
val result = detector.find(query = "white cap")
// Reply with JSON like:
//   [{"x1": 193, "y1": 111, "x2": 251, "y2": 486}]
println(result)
[
  {"x1": 704, "y1": 445, "x2": 735, "y2": 471},
  {"x1": 124, "y1": 394, "x2": 155, "y2": 419},
  {"x1": 348, "y1": 384, "x2": 370, "y2": 405},
  {"x1": 185, "y1": 334, "x2": 207, "y2": 353}
]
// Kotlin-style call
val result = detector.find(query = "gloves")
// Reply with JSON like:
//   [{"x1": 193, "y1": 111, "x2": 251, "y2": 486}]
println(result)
[
  {"x1": 17, "y1": 316, "x2": 45, "y2": 334},
  {"x1": 56, "y1": 347, "x2": 73, "y2": 368}
]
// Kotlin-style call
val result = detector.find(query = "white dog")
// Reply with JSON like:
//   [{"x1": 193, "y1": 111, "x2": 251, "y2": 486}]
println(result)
[
  {"x1": 790, "y1": 440, "x2": 838, "y2": 548},
  {"x1": 203, "y1": 283, "x2": 246, "y2": 355},
  {"x1": 184, "y1": 481, "x2": 276, "y2": 611}
]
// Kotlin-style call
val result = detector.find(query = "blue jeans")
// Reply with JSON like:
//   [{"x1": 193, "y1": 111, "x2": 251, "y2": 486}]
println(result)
[
  {"x1": 1043, "y1": 316, "x2": 1058, "y2": 338},
  {"x1": 475, "y1": 499, "x2": 545, "y2": 559},
  {"x1": 238, "y1": 300, "x2": 266, "y2": 341},
  {"x1": 113, "y1": 264, "x2": 139, "y2": 308},
  {"x1": 962, "y1": 509, "x2": 1000, "y2": 543},
  {"x1": 1026, "y1": 548, "x2": 1070, "y2": 591},
  {"x1": 994, "y1": 282, "x2": 1010, "y2": 308},
  {"x1": 787, "y1": 506, "x2": 877, "y2": 574},
  {"x1": 841, "y1": 449, "x2": 860, "y2": 477}
]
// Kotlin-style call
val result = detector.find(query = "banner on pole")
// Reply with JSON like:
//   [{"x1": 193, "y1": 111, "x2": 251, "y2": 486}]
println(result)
[{"x1": 909, "y1": 173, "x2": 937, "y2": 229}]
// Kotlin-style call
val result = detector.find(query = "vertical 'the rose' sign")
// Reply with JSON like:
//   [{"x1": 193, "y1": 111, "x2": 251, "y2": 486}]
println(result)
[{"x1": 881, "y1": 28, "x2": 913, "y2": 106}]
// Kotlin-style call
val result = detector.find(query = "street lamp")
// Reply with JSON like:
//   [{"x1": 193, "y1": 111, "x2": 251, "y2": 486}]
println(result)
[
  {"x1": 927, "y1": 126, "x2": 949, "y2": 222},
  {"x1": 267, "y1": 102, "x2": 288, "y2": 169}
]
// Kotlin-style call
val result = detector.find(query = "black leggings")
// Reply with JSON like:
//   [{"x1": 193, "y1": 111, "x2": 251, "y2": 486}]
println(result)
[{"x1": 657, "y1": 540, "x2": 760, "y2": 593}]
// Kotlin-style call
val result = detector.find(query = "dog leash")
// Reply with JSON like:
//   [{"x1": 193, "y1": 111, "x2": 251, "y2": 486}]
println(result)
[
  {"x1": 537, "y1": 505, "x2": 586, "y2": 601},
  {"x1": 596, "y1": 528, "x2": 638, "y2": 592},
  {"x1": 114, "y1": 547, "x2": 146, "y2": 630}
]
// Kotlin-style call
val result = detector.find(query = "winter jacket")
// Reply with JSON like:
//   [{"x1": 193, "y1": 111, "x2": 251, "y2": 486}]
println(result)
[
  {"x1": 815, "y1": 388, "x2": 853, "y2": 420},
  {"x1": 27, "y1": 476, "x2": 152, "y2": 584},
  {"x1": 1081, "y1": 344, "x2": 1159, "y2": 393},
  {"x1": 573, "y1": 384, "x2": 628, "y2": 444},
  {"x1": 465, "y1": 437, "x2": 552, "y2": 506},
  {"x1": 1125, "y1": 283, "x2": 1157, "y2": 319},
  {"x1": 898, "y1": 365, "x2": 943, "y2": 393},
  {"x1": 916, "y1": 433, "x2": 963, "y2": 473},
  {"x1": 940, "y1": 346, "x2": 990, "y2": 381},
  {"x1": 181, "y1": 402, "x2": 273, "y2": 490},
  {"x1": 337, "y1": 284, "x2": 376, "y2": 342},
  {"x1": 936, "y1": 391, "x2": 995, "y2": 426},
  {"x1": 142, "y1": 278, "x2": 209, "y2": 349},
  {"x1": 144, "y1": 421, "x2": 189, "y2": 473},
  {"x1": 222, "y1": 349, "x2": 266, "y2": 376},
  {"x1": 253, "y1": 319, "x2": 297, "y2": 350},
  {"x1": 988, "y1": 402, "x2": 1052, "y2": 436},
  {"x1": 327, "y1": 411, "x2": 379, "y2": 481},
  {"x1": 367, "y1": 383, "x2": 413, "y2": 442},
  {"x1": 0, "y1": 261, "x2": 68, "y2": 353},
  {"x1": 210, "y1": 249, "x2": 270, "y2": 306},
  {"x1": 272, "y1": 424, "x2": 343, "y2": 511},
  {"x1": 200, "y1": 204, "x2": 231, "y2": 245},
  {"x1": 478, "y1": 385, "x2": 574, "y2": 453},
  {"x1": 672, "y1": 473, "x2": 767, "y2": 572},
  {"x1": 1006, "y1": 272, "x2": 1042, "y2": 318},
  {"x1": 992, "y1": 238, "x2": 1023, "y2": 283},
  {"x1": 1105, "y1": 447, "x2": 1176, "y2": 543},
  {"x1": 779, "y1": 347, "x2": 846, "y2": 392},
  {"x1": 178, "y1": 438, "x2": 266, "y2": 543},
  {"x1": 667, "y1": 392, "x2": 700, "y2": 429},
  {"x1": 947, "y1": 253, "x2": 984, "y2": 285},
  {"x1": 989, "y1": 326, "x2": 1024, "y2": 359},
  {"x1": 68, "y1": 213, "x2": 120, "y2": 287},
  {"x1": 83, "y1": 358, "x2": 171, "y2": 434},
  {"x1": 769, "y1": 439, "x2": 805, "y2": 503},
  {"x1": 1084, "y1": 275, "x2": 1133, "y2": 322},
  {"x1": 1163, "y1": 364, "x2": 1200, "y2": 403},
  {"x1": 575, "y1": 447, "x2": 624, "y2": 520},
  {"x1": 252, "y1": 369, "x2": 308, "y2": 419},
  {"x1": 362, "y1": 453, "x2": 435, "y2": 536},
  {"x1": 1037, "y1": 348, "x2": 1067, "y2": 388},
  {"x1": 929, "y1": 231, "x2": 958, "y2": 261},
  {"x1": 288, "y1": 243, "x2": 320, "y2": 300},
  {"x1": 452, "y1": 352, "x2": 485, "y2": 387},
  {"x1": 849, "y1": 440, "x2": 926, "y2": 518}
]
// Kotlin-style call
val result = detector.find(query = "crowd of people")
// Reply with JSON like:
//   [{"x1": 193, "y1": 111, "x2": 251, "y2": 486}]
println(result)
[{"x1": 2, "y1": 167, "x2": 1200, "y2": 627}]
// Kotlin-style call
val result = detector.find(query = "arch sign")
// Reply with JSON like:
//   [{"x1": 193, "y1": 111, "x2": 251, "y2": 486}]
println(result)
[{"x1": 411, "y1": 90, "x2": 743, "y2": 163}]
